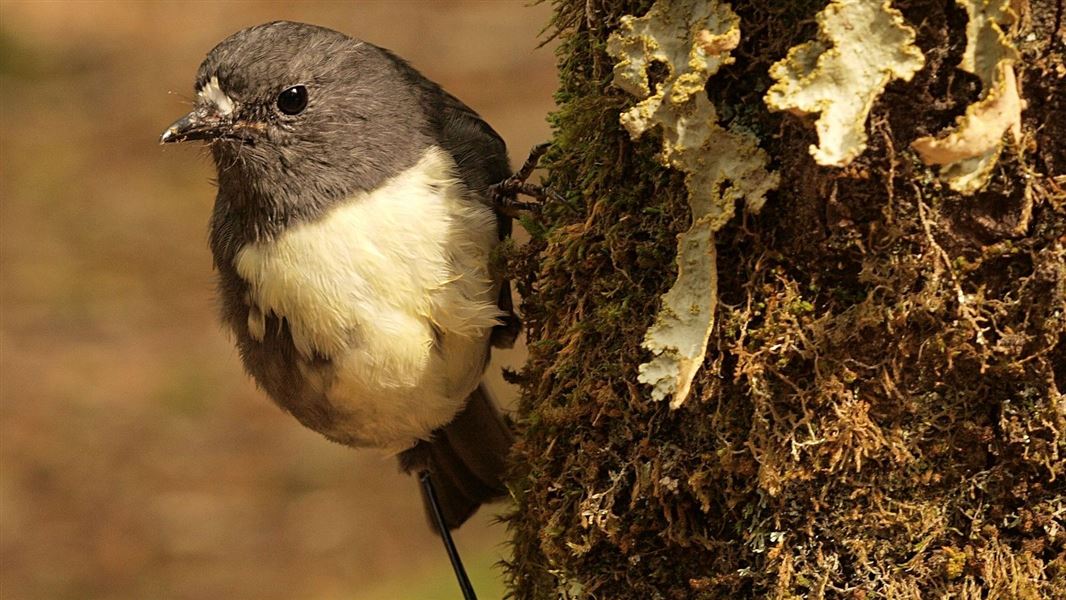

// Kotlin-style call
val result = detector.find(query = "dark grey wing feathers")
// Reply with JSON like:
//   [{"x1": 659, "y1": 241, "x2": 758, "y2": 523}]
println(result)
[
  {"x1": 375, "y1": 46, "x2": 511, "y2": 195},
  {"x1": 435, "y1": 89, "x2": 512, "y2": 195}
]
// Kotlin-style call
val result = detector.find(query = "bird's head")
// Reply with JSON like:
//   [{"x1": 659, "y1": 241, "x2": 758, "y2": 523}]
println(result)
[{"x1": 161, "y1": 21, "x2": 430, "y2": 202}]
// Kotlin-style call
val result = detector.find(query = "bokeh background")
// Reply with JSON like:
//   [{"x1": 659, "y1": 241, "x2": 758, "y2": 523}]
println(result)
[{"x1": 0, "y1": 2, "x2": 556, "y2": 598}]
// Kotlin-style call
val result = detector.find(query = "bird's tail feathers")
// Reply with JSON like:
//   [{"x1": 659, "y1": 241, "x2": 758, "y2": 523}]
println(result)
[{"x1": 398, "y1": 384, "x2": 513, "y2": 531}]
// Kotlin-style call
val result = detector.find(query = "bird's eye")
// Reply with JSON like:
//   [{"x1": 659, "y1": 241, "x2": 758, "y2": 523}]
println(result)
[{"x1": 276, "y1": 85, "x2": 308, "y2": 115}]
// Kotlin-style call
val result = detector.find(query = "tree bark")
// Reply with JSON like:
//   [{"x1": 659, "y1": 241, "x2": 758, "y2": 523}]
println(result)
[{"x1": 505, "y1": 1, "x2": 1065, "y2": 598}]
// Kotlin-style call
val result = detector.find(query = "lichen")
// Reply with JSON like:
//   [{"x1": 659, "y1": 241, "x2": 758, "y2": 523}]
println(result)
[
  {"x1": 607, "y1": 0, "x2": 779, "y2": 407},
  {"x1": 910, "y1": 0, "x2": 1024, "y2": 194},
  {"x1": 764, "y1": 0, "x2": 925, "y2": 166}
]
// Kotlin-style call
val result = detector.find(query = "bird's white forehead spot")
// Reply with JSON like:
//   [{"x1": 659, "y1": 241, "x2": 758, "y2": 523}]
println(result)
[{"x1": 199, "y1": 76, "x2": 235, "y2": 116}]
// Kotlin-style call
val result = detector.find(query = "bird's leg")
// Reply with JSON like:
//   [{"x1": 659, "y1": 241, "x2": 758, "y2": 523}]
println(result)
[
  {"x1": 491, "y1": 143, "x2": 552, "y2": 218},
  {"x1": 419, "y1": 471, "x2": 478, "y2": 600}
]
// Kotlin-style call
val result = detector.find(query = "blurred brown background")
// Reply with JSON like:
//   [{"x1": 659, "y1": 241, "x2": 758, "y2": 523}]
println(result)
[{"x1": 0, "y1": 2, "x2": 555, "y2": 598}]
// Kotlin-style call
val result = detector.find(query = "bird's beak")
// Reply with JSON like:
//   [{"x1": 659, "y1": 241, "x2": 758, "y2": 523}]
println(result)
[{"x1": 159, "y1": 109, "x2": 228, "y2": 144}]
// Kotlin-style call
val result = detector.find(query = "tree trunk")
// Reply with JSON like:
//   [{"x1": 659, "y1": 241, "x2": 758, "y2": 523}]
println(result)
[{"x1": 505, "y1": 0, "x2": 1065, "y2": 598}]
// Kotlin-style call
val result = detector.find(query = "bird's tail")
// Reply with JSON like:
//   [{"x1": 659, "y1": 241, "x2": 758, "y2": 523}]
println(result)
[{"x1": 398, "y1": 384, "x2": 513, "y2": 531}]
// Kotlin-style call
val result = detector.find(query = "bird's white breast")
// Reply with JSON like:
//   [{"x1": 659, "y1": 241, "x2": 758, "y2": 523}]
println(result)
[{"x1": 233, "y1": 146, "x2": 501, "y2": 449}]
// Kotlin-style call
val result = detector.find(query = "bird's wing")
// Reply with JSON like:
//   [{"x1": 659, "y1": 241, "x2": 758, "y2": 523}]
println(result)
[
  {"x1": 435, "y1": 89, "x2": 512, "y2": 198},
  {"x1": 378, "y1": 47, "x2": 510, "y2": 208}
]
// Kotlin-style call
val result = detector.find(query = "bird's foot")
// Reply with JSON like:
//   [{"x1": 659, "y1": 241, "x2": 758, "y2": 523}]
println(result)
[{"x1": 491, "y1": 143, "x2": 551, "y2": 217}]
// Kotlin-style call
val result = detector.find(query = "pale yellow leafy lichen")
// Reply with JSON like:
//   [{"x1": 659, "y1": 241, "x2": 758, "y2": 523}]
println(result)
[
  {"x1": 764, "y1": 0, "x2": 925, "y2": 166},
  {"x1": 911, "y1": 0, "x2": 1024, "y2": 194},
  {"x1": 607, "y1": 0, "x2": 779, "y2": 408}
]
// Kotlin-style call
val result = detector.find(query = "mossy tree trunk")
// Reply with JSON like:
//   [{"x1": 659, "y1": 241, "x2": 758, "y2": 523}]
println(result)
[{"x1": 505, "y1": 1, "x2": 1065, "y2": 598}]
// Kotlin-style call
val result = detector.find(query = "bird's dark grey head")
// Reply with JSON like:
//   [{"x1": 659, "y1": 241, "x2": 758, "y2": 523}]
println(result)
[{"x1": 162, "y1": 21, "x2": 433, "y2": 217}]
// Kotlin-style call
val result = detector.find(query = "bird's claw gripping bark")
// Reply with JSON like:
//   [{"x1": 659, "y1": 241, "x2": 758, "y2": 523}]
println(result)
[{"x1": 491, "y1": 142, "x2": 551, "y2": 218}]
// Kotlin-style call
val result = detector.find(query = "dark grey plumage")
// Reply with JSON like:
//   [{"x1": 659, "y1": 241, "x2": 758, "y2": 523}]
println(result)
[{"x1": 166, "y1": 21, "x2": 516, "y2": 530}]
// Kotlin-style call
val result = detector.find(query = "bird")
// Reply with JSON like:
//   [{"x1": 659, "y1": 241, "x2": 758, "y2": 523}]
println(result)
[{"x1": 159, "y1": 21, "x2": 522, "y2": 544}]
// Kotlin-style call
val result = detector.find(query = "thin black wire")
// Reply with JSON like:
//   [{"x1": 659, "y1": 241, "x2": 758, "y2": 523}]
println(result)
[{"x1": 419, "y1": 471, "x2": 478, "y2": 600}]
